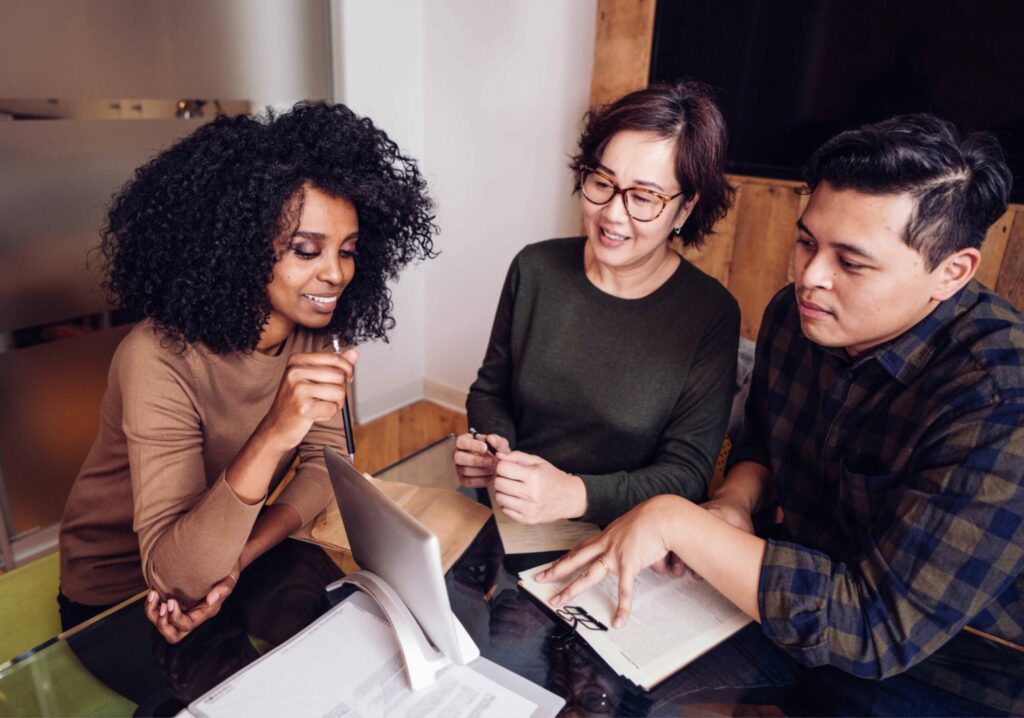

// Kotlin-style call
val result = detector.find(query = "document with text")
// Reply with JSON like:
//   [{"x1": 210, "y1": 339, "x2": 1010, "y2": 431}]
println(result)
[
  {"x1": 188, "y1": 594, "x2": 562, "y2": 718},
  {"x1": 519, "y1": 563, "x2": 751, "y2": 690},
  {"x1": 488, "y1": 487, "x2": 601, "y2": 554}
]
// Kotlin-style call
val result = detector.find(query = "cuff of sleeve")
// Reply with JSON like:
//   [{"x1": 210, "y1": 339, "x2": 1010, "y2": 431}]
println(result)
[
  {"x1": 274, "y1": 467, "x2": 333, "y2": 528},
  {"x1": 576, "y1": 473, "x2": 618, "y2": 527},
  {"x1": 758, "y1": 538, "x2": 833, "y2": 664}
]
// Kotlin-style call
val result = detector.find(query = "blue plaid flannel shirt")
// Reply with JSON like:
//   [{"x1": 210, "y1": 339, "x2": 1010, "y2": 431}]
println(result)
[{"x1": 731, "y1": 280, "x2": 1024, "y2": 688}]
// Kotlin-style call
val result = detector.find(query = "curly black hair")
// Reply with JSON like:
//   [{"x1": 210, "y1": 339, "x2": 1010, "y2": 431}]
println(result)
[{"x1": 100, "y1": 101, "x2": 436, "y2": 354}]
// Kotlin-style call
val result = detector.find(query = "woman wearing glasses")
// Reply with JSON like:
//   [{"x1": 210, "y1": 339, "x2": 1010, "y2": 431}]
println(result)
[{"x1": 455, "y1": 81, "x2": 739, "y2": 529}]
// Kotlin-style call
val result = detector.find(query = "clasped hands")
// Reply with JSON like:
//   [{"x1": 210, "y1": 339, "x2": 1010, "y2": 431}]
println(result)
[{"x1": 453, "y1": 432, "x2": 587, "y2": 523}]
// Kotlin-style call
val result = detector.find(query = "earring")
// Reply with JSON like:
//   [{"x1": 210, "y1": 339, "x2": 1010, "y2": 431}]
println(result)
[{"x1": 672, "y1": 226, "x2": 683, "y2": 236}]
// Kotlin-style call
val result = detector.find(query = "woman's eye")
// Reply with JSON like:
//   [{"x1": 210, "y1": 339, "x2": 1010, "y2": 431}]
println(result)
[
  {"x1": 340, "y1": 248, "x2": 358, "y2": 259},
  {"x1": 291, "y1": 246, "x2": 320, "y2": 260},
  {"x1": 594, "y1": 179, "x2": 612, "y2": 190},
  {"x1": 839, "y1": 257, "x2": 865, "y2": 270},
  {"x1": 795, "y1": 237, "x2": 814, "y2": 249},
  {"x1": 631, "y1": 194, "x2": 653, "y2": 205}
]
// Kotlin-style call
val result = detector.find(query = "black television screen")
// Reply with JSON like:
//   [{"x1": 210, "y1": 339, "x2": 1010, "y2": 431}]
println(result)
[{"x1": 650, "y1": 0, "x2": 1024, "y2": 202}]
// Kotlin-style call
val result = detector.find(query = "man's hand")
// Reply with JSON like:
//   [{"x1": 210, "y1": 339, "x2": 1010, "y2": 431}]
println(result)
[
  {"x1": 536, "y1": 494, "x2": 686, "y2": 628},
  {"x1": 144, "y1": 563, "x2": 240, "y2": 644},
  {"x1": 492, "y1": 451, "x2": 587, "y2": 524}
]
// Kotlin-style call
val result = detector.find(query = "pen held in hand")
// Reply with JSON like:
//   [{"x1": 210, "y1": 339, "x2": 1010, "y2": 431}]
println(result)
[
  {"x1": 469, "y1": 427, "x2": 499, "y2": 456},
  {"x1": 331, "y1": 334, "x2": 357, "y2": 465}
]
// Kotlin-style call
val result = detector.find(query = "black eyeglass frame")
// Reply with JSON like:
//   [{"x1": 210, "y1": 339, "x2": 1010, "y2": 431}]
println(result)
[
  {"x1": 556, "y1": 605, "x2": 609, "y2": 632},
  {"x1": 578, "y1": 165, "x2": 687, "y2": 222}
]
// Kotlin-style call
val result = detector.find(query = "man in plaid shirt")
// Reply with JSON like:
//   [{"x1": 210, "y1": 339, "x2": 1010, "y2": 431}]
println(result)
[{"x1": 540, "y1": 114, "x2": 1023, "y2": 714}]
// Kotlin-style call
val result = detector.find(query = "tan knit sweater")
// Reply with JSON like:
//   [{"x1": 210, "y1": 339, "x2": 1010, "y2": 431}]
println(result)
[{"x1": 59, "y1": 320, "x2": 344, "y2": 606}]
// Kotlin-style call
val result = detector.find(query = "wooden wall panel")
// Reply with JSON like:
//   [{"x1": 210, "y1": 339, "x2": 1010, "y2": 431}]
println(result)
[
  {"x1": 680, "y1": 194, "x2": 738, "y2": 286},
  {"x1": 727, "y1": 182, "x2": 803, "y2": 338},
  {"x1": 977, "y1": 210, "x2": 1015, "y2": 289},
  {"x1": 589, "y1": 0, "x2": 657, "y2": 108},
  {"x1": 996, "y1": 211, "x2": 1024, "y2": 311}
]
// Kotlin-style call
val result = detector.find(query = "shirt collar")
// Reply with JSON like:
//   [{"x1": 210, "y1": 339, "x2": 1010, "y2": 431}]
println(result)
[{"x1": 865, "y1": 281, "x2": 978, "y2": 384}]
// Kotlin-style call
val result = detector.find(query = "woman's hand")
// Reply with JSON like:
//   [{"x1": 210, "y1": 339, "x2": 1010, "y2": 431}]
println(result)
[
  {"x1": 492, "y1": 451, "x2": 588, "y2": 524},
  {"x1": 535, "y1": 494, "x2": 688, "y2": 628},
  {"x1": 453, "y1": 432, "x2": 510, "y2": 488},
  {"x1": 257, "y1": 349, "x2": 358, "y2": 453},
  {"x1": 145, "y1": 561, "x2": 240, "y2": 644}
]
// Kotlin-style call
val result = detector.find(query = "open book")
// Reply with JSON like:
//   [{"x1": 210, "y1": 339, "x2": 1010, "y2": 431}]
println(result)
[{"x1": 519, "y1": 563, "x2": 751, "y2": 691}]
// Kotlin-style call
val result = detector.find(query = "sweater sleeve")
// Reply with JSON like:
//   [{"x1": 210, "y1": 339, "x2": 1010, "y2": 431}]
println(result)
[
  {"x1": 275, "y1": 409, "x2": 345, "y2": 527},
  {"x1": 578, "y1": 299, "x2": 740, "y2": 525},
  {"x1": 123, "y1": 340, "x2": 262, "y2": 605},
  {"x1": 466, "y1": 255, "x2": 521, "y2": 446}
]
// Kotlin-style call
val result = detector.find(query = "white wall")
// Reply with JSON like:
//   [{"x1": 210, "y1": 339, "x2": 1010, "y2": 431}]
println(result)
[
  {"x1": 332, "y1": 0, "x2": 428, "y2": 421},
  {"x1": 421, "y1": 1, "x2": 597, "y2": 406},
  {"x1": 333, "y1": 0, "x2": 596, "y2": 420}
]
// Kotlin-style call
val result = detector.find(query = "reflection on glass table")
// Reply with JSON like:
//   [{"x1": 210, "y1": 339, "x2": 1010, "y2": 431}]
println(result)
[{"x1": 3, "y1": 435, "x2": 1020, "y2": 717}]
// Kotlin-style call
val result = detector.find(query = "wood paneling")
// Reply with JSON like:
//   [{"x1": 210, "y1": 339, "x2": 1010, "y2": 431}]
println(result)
[
  {"x1": 996, "y1": 214, "x2": 1024, "y2": 311},
  {"x1": 589, "y1": 0, "x2": 657, "y2": 108},
  {"x1": 727, "y1": 181, "x2": 803, "y2": 338},
  {"x1": 977, "y1": 210, "x2": 1016, "y2": 289}
]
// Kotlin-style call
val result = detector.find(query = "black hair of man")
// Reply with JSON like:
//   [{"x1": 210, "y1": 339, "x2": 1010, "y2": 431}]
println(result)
[{"x1": 803, "y1": 114, "x2": 1013, "y2": 270}]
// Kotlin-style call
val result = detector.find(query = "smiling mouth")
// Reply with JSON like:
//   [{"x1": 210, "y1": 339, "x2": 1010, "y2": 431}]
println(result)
[
  {"x1": 303, "y1": 294, "x2": 339, "y2": 305},
  {"x1": 600, "y1": 227, "x2": 630, "y2": 243}
]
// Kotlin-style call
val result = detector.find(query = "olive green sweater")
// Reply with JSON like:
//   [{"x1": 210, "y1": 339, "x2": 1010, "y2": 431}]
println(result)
[{"x1": 468, "y1": 237, "x2": 739, "y2": 525}]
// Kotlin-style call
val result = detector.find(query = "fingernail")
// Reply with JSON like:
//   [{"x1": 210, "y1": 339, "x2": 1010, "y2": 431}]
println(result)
[
  {"x1": 209, "y1": 591, "x2": 221, "y2": 605},
  {"x1": 148, "y1": 591, "x2": 157, "y2": 603},
  {"x1": 168, "y1": 600, "x2": 177, "y2": 613},
  {"x1": 159, "y1": 604, "x2": 166, "y2": 617},
  {"x1": 613, "y1": 616, "x2": 623, "y2": 629}
]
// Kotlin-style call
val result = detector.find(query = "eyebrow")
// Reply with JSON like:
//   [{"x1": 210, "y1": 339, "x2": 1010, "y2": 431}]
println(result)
[
  {"x1": 291, "y1": 230, "x2": 359, "y2": 242},
  {"x1": 595, "y1": 162, "x2": 666, "y2": 192},
  {"x1": 796, "y1": 220, "x2": 878, "y2": 262}
]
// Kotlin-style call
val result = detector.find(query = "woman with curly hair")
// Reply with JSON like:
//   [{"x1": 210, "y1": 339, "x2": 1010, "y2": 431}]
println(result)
[
  {"x1": 58, "y1": 102, "x2": 436, "y2": 638},
  {"x1": 455, "y1": 81, "x2": 739, "y2": 531}
]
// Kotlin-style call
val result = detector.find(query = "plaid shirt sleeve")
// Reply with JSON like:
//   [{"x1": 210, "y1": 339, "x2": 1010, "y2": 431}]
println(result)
[{"x1": 758, "y1": 394, "x2": 1024, "y2": 679}]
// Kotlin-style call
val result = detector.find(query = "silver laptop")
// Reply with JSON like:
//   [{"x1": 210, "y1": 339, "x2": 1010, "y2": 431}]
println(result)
[{"x1": 323, "y1": 446, "x2": 473, "y2": 664}]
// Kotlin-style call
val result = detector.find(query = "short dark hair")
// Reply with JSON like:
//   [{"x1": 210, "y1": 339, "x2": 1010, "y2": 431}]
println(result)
[
  {"x1": 804, "y1": 114, "x2": 1012, "y2": 270},
  {"x1": 570, "y1": 80, "x2": 733, "y2": 248},
  {"x1": 100, "y1": 101, "x2": 436, "y2": 354}
]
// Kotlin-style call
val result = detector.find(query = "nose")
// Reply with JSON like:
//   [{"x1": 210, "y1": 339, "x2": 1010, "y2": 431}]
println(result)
[
  {"x1": 601, "y1": 189, "x2": 631, "y2": 224},
  {"x1": 318, "y1": 251, "x2": 346, "y2": 286},
  {"x1": 798, "y1": 249, "x2": 834, "y2": 290}
]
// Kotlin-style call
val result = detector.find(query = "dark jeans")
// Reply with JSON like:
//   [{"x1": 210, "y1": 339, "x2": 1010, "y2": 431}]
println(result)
[{"x1": 57, "y1": 590, "x2": 117, "y2": 632}]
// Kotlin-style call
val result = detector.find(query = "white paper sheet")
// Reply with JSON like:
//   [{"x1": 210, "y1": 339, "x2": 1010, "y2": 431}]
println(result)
[
  {"x1": 190, "y1": 595, "x2": 547, "y2": 718},
  {"x1": 519, "y1": 563, "x2": 751, "y2": 690},
  {"x1": 488, "y1": 487, "x2": 600, "y2": 554}
]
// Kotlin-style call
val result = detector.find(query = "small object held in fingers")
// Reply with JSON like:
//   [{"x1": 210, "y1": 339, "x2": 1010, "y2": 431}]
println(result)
[{"x1": 469, "y1": 426, "x2": 499, "y2": 455}]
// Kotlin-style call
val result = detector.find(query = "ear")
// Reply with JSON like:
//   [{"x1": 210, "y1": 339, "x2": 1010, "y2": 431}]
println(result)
[
  {"x1": 931, "y1": 248, "x2": 980, "y2": 301},
  {"x1": 672, "y1": 191, "x2": 701, "y2": 233}
]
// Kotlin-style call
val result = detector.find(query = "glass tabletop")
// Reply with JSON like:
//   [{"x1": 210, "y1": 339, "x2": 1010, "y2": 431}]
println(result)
[{"x1": 2, "y1": 435, "x2": 1019, "y2": 717}]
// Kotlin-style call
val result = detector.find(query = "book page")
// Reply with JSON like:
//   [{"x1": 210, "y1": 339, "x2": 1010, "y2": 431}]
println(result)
[
  {"x1": 488, "y1": 487, "x2": 600, "y2": 554},
  {"x1": 190, "y1": 595, "x2": 547, "y2": 718},
  {"x1": 519, "y1": 563, "x2": 751, "y2": 690}
]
